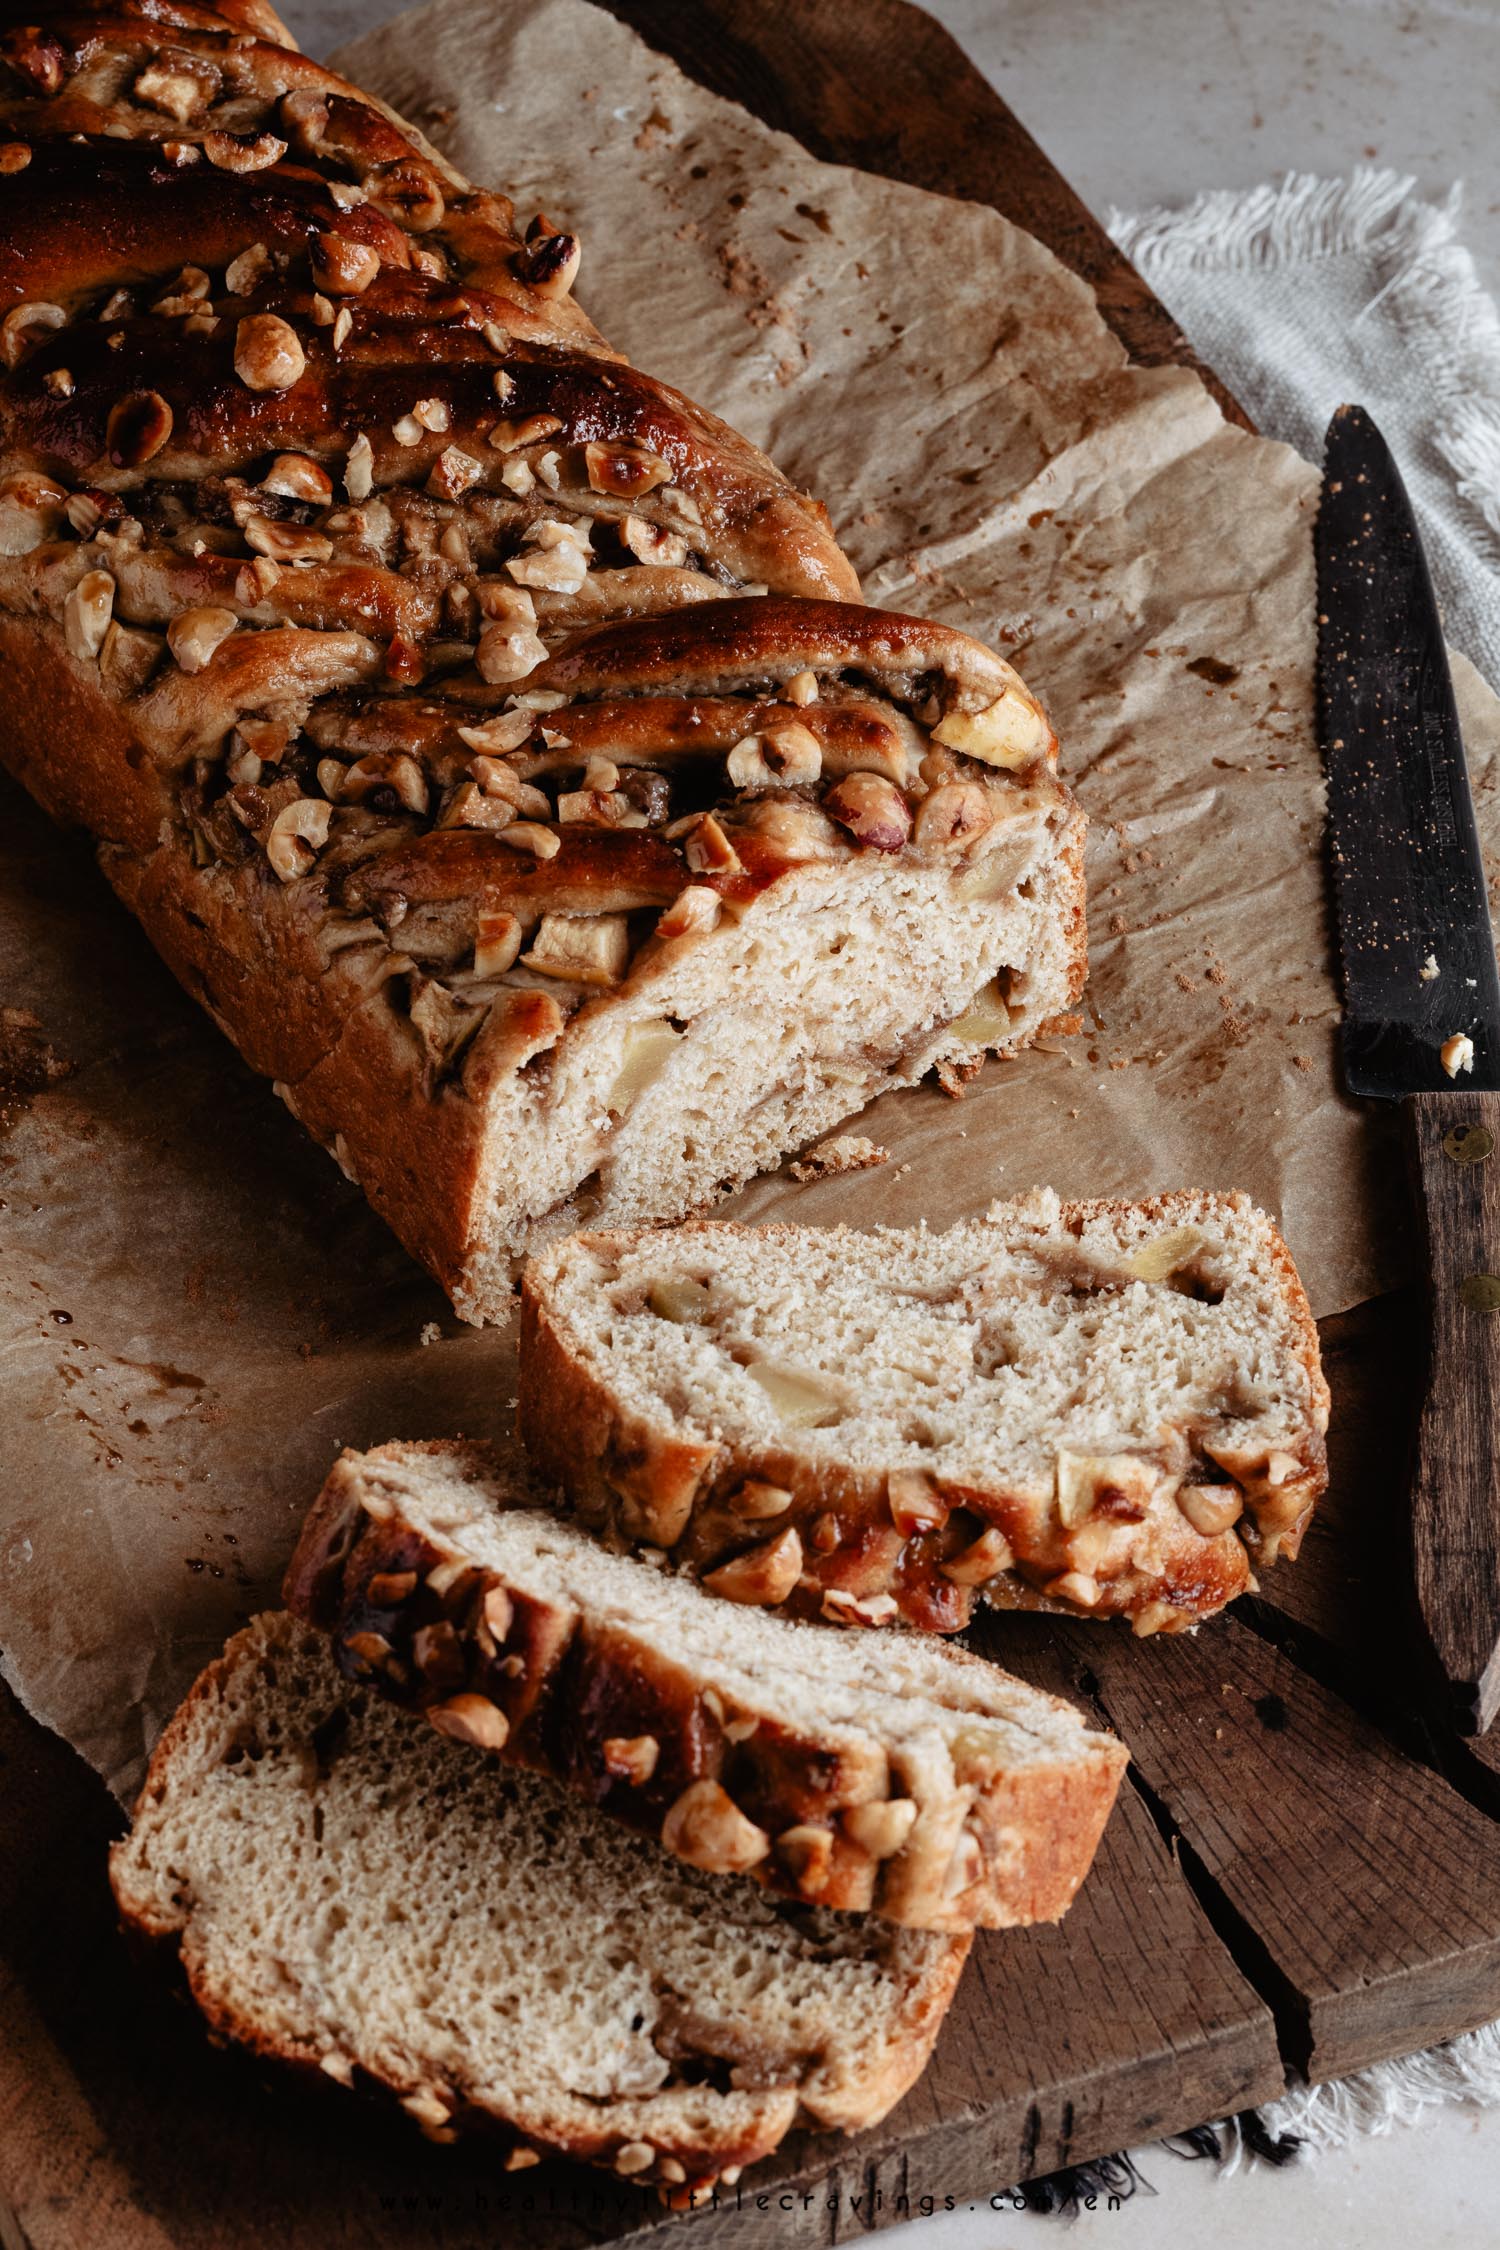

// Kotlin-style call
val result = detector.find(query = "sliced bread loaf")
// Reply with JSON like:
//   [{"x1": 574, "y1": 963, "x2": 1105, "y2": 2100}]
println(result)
[
  {"x1": 519, "y1": 1189, "x2": 1329, "y2": 1636},
  {"x1": 110, "y1": 1613, "x2": 969, "y2": 2199},
  {"x1": 284, "y1": 1439, "x2": 1127, "y2": 1931}
]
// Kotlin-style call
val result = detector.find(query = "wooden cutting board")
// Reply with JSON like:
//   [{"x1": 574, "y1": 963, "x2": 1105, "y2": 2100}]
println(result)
[{"x1": 7, "y1": 5, "x2": 1500, "y2": 2246}]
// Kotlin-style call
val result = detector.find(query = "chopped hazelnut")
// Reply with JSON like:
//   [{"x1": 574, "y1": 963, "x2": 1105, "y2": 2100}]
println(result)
[
  {"x1": 105, "y1": 390, "x2": 174, "y2": 469},
  {"x1": 842, "y1": 1798, "x2": 919, "y2": 1860},
  {"x1": 776, "y1": 1824, "x2": 834, "y2": 1896},
  {"x1": 133, "y1": 59, "x2": 215, "y2": 123},
  {"x1": 1, "y1": 300, "x2": 65, "y2": 369},
  {"x1": 584, "y1": 440, "x2": 671, "y2": 498},
  {"x1": 436, "y1": 780, "x2": 514, "y2": 832},
  {"x1": 939, "y1": 1525, "x2": 1013, "y2": 1585},
  {"x1": 703, "y1": 1527, "x2": 803, "y2": 1606},
  {"x1": 311, "y1": 232, "x2": 381, "y2": 295},
  {"x1": 244, "y1": 513, "x2": 333, "y2": 566},
  {"x1": 339, "y1": 752, "x2": 427, "y2": 814},
  {"x1": 887, "y1": 1468, "x2": 949, "y2": 1539},
  {"x1": 265, "y1": 797, "x2": 332, "y2": 881},
  {"x1": 427, "y1": 445, "x2": 483, "y2": 500},
  {"x1": 224, "y1": 242, "x2": 271, "y2": 296},
  {"x1": 661, "y1": 1780, "x2": 770, "y2": 1874},
  {"x1": 728, "y1": 1480, "x2": 794, "y2": 1520},
  {"x1": 363, "y1": 158, "x2": 445, "y2": 232},
  {"x1": 235, "y1": 555, "x2": 281, "y2": 604},
  {"x1": 344, "y1": 432, "x2": 375, "y2": 501},
  {"x1": 519, "y1": 225, "x2": 581, "y2": 298},
  {"x1": 261, "y1": 452, "x2": 333, "y2": 504},
  {"x1": 727, "y1": 722, "x2": 822, "y2": 789},
  {"x1": 203, "y1": 130, "x2": 287, "y2": 174},
  {"x1": 621, "y1": 514, "x2": 688, "y2": 567},
  {"x1": 427, "y1": 1692, "x2": 509, "y2": 1753},
  {"x1": 466, "y1": 756, "x2": 549, "y2": 818},
  {"x1": 601, "y1": 1733, "x2": 659, "y2": 1785},
  {"x1": 233, "y1": 313, "x2": 305, "y2": 392},
  {"x1": 488, "y1": 412, "x2": 563, "y2": 453},
  {"x1": 477, "y1": 621, "x2": 548, "y2": 684},
  {"x1": 913, "y1": 781, "x2": 993, "y2": 854},
  {"x1": 62, "y1": 568, "x2": 115, "y2": 661},
  {"x1": 166, "y1": 605, "x2": 238, "y2": 674},
  {"x1": 457, "y1": 709, "x2": 534, "y2": 756},
  {"x1": 494, "y1": 821, "x2": 561, "y2": 859},
  {"x1": 824, "y1": 772, "x2": 912, "y2": 852},
  {"x1": 681, "y1": 812, "x2": 741, "y2": 876},
  {"x1": 820, "y1": 1588, "x2": 900, "y2": 1626},
  {"x1": 506, "y1": 518, "x2": 590, "y2": 594},
  {"x1": 1177, "y1": 1483, "x2": 1245, "y2": 1537}
]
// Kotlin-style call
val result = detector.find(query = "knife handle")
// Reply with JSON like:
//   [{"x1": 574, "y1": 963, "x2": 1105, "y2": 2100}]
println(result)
[{"x1": 1403, "y1": 1089, "x2": 1500, "y2": 1732}]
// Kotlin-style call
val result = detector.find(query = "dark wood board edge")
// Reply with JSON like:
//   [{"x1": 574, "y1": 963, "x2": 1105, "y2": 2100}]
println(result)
[
  {"x1": 595, "y1": 0, "x2": 1250, "y2": 429},
  {"x1": 1050, "y1": 1611, "x2": 1500, "y2": 2084}
]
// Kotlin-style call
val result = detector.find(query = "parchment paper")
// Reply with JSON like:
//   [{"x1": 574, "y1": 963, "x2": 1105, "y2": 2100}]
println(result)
[{"x1": 6, "y1": 0, "x2": 1500, "y2": 1798}]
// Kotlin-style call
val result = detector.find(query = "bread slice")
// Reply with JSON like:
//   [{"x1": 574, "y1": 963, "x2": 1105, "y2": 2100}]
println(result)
[
  {"x1": 110, "y1": 1614, "x2": 968, "y2": 2199},
  {"x1": 519, "y1": 1189, "x2": 1329, "y2": 1636},
  {"x1": 284, "y1": 1439, "x2": 1127, "y2": 1932}
]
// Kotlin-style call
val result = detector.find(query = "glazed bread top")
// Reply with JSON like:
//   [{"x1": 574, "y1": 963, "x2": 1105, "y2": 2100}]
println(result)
[
  {"x1": 0, "y1": 0, "x2": 857, "y2": 600},
  {"x1": 0, "y1": 1, "x2": 1064, "y2": 1133}
]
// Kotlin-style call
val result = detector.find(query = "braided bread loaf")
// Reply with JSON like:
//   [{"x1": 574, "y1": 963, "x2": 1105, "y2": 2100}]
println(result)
[{"x1": 0, "y1": 1, "x2": 1085, "y2": 1320}]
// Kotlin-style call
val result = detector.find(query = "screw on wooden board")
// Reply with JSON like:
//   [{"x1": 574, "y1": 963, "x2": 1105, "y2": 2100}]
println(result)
[
  {"x1": 1442, "y1": 1123, "x2": 1494, "y2": 1164},
  {"x1": 1457, "y1": 1273, "x2": 1500, "y2": 1313}
]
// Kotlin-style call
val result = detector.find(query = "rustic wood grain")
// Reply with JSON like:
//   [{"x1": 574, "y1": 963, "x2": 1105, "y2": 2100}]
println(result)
[
  {"x1": 1402, "y1": 1091, "x2": 1500, "y2": 1733},
  {"x1": 1044, "y1": 1608, "x2": 1500, "y2": 2081},
  {"x1": 596, "y1": 0, "x2": 1250, "y2": 428}
]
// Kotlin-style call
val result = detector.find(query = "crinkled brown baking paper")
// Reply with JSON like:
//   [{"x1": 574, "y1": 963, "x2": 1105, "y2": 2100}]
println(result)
[{"x1": 5, "y1": 0, "x2": 1500, "y2": 1797}]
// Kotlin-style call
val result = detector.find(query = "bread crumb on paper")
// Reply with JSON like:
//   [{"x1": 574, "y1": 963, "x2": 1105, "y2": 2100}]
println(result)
[
  {"x1": 419, "y1": 1321, "x2": 441, "y2": 1347},
  {"x1": 789, "y1": 1134, "x2": 889, "y2": 1183}
]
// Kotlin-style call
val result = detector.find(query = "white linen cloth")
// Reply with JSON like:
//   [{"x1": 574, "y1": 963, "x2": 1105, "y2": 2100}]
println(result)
[{"x1": 1110, "y1": 169, "x2": 1500, "y2": 692}]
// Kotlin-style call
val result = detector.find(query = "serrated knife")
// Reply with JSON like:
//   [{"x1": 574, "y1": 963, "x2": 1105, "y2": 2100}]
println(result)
[{"x1": 1317, "y1": 402, "x2": 1500, "y2": 1733}]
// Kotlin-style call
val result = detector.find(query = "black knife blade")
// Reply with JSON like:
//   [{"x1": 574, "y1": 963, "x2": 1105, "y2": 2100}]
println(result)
[
  {"x1": 1318, "y1": 404, "x2": 1500, "y2": 1735},
  {"x1": 1316, "y1": 403, "x2": 1500, "y2": 1095}
]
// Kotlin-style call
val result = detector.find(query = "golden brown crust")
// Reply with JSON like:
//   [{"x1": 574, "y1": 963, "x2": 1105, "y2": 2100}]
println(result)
[
  {"x1": 282, "y1": 1439, "x2": 1125, "y2": 1933},
  {"x1": 518, "y1": 1197, "x2": 1329, "y2": 1634}
]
